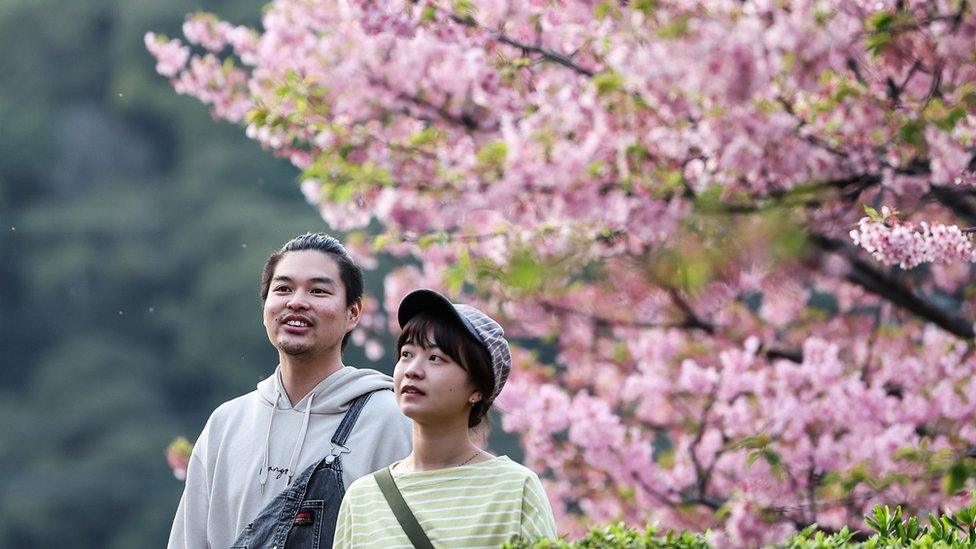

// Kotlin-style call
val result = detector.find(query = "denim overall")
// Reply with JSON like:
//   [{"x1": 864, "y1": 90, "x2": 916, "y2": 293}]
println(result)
[{"x1": 231, "y1": 390, "x2": 379, "y2": 549}]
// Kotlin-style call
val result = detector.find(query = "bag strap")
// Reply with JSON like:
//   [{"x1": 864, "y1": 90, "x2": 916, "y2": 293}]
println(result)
[
  {"x1": 331, "y1": 389, "x2": 383, "y2": 446},
  {"x1": 373, "y1": 467, "x2": 435, "y2": 549}
]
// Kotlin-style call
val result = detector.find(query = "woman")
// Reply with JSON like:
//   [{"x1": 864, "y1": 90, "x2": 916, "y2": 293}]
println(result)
[{"x1": 333, "y1": 289, "x2": 557, "y2": 548}]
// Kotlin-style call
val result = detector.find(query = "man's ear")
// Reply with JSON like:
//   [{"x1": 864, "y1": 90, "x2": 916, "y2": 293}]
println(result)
[{"x1": 347, "y1": 297, "x2": 363, "y2": 328}]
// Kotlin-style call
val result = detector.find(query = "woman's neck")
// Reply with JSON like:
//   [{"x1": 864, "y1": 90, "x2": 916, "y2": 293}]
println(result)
[{"x1": 403, "y1": 420, "x2": 483, "y2": 472}]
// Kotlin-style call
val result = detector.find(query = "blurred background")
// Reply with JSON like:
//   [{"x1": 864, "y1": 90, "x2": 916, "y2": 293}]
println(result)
[{"x1": 0, "y1": 1, "x2": 404, "y2": 546}]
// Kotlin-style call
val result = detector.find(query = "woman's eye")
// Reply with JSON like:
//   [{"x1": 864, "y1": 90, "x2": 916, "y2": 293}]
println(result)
[
  {"x1": 400, "y1": 350, "x2": 412, "y2": 358},
  {"x1": 274, "y1": 286, "x2": 291, "y2": 292},
  {"x1": 429, "y1": 354, "x2": 442, "y2": 363}
]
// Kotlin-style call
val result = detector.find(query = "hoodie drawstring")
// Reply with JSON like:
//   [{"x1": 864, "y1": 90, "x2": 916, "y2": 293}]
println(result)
[
  {"x1": 259, "y1": 390, "x2": 280, "y2": 494},
  {"x1": 287, "y1": 391, "x2": 313, "y2": 485},
  {"x1": 259, "y1": 389, "x2": 317, "y2": 490}
]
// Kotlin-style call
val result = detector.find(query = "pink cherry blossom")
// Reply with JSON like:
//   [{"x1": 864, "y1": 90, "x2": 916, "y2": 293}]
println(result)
[
  {"x1": 149, "y1": 0, "x2": 976, "y2": 542},
  {"x1": 851, "y1": 207, "x2": 976, "y2": 268},
  {"x1": 143, "y1": 33, "x2": 189, "y2": 77}
]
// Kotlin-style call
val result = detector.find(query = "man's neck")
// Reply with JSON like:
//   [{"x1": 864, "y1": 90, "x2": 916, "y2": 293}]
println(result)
[
  {"x1": 278, "y1": 352, "x2": 343, "y2": 406},
  {"x1": 404, "y1": 420, "x2": 481, "y2": 472}
]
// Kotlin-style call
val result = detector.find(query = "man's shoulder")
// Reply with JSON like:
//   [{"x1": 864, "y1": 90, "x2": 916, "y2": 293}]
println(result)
[
  {"x1": 362, "y1": 387, "x2": 396, "y2": 407},
  {"x1": 348, "y1": 389, "x2": 411, "y2": 448},
  {"x1": 359, "y1": 389, "x2": 407, "y2": 421},
  {"x1": 207, "y1": 387, "x2": 264, "y2": 425}
]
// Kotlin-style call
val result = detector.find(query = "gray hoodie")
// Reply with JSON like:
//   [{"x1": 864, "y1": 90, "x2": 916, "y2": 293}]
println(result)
[{"x1": 167, "y1": 366, "x2": 412, "y2": 549}]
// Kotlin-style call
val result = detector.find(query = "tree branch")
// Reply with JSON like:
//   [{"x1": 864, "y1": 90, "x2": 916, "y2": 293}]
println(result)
[
  {"x1": 686, "y1": 394, "x2": 719, "y2": 508},
  {"x1": 812, "y1": 234, "x2": 974, "y2": 339},
  {"x1": 450, "y1": 14, "x2": 596, "y2": 77},
  {"x1": 929, "y1": 184, "x2": 976, "y2": 225},
  {"x1": 763, "y1": 346, "x2": 804, "y2": 363},
  {"x1": 537, "y1": 300, "x2": 709, "y2": 332},
  {"x1": 667, "y1": 289, "x2": 716, "y2": 335},
  {"x1": 776, "y1": 96, "x2": 850, "y2": 159},
  {"x1": 695, "y1": 172, "x2": 881, "y2": 215}
]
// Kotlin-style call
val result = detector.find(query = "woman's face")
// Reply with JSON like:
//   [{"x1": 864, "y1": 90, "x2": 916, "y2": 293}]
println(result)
[{"x1": 393, "y1": 336, "x2": 479, "y2": 425}]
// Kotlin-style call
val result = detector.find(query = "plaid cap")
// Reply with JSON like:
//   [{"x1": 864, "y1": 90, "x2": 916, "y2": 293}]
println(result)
[{"x1": 397, "y1": 289, "x2": 512, "y2": 402}]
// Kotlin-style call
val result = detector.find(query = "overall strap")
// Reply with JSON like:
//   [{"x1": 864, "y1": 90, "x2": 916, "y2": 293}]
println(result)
[
  {"x1": 374, "y1": 467, "x2": 435, "y2": 549},
  {"x1": 330, "y1": 389, "x2": 381, "y2": 447}
]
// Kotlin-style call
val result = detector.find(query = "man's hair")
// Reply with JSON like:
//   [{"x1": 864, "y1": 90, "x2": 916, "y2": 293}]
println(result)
[
  {"x1": 260, "y1": 233, "x2": 365, "y2": 351},
  {"x1": 396, "y1": 310, "x2": 495, "y2": 429}
]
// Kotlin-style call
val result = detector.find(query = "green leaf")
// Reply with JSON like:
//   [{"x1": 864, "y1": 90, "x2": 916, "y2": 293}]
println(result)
[
  {"x1": 476, "y1": 140, "x2": 508, "y2": 177},
  {"x1": 631, "y1": 0, "x2": 656, "y2": 15},
  {"x1": 864, "y1": 10, "x2": 913, "y2": 55},
  {"x1": 330, "y1": 181, "x2": 355, "y2": 203},
  {"x1": 443, "y1": 250, "x2": 470, "y2": 294},
  {"x1": 246, "y1": 106, "x2": 269, "y2": 125},
  {"x1": 731, "y1": 433, "x2": 772, "y2": 450},
  {"x1": 943, "y1": 461, "x2": 970, "y2": 495},
  {"x1": 504, "y1": 251, "x2": 547, "y2": 292},
  {"x1": 867, "y1": 11, "x2": 896, "y2": 32},
  {"x1": 408, "y1": 126, "x2": 444, "y2": 148},
  {"x1": 221, "y1": 55, "x2": 238, "y2": 74},
  {"x1": 863, "y1": 204, "x2": 880, "y2": 221},
  {"x1": 417, "y1": 233, "x2": 443, "y2": 250},
  {"x1": 671, "y1": 250, "x2": 713, "y2": 294},
  {"x1": 657, "y1": 14, "x2": 690, "y2": 39},
  {"x1": 586, "y1": 161, "x2": 607, "y2": 177},
  {"x1": 372, "y1": 233, "x2": 396, "y2": 252},
  {"x1": 452, "y1": 0, "x2": 476, "y2": 22},
  {"x1": 770, "y1": 222, "x2": 808, "y2": 261},
  {"x1": 593, "y1": 71, "x2": 624, "y2": 96},
  {"x1": 936, "y1": 106, "x2": 967, "y2": 131},
  {"x1": 167, "y1": 436, "x2": 193, "y2": 457},
  {"x1": 593, "y1": 0, "x2": 618, "y2": 20},
  {"x1": 900, "y1": 119, "x2": 926, "y2": 149}
]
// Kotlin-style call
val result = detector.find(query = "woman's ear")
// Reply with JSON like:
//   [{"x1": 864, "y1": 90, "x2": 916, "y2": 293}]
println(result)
[{"x1": 468, "y1": 392, "x2": 482, "y2": 404}]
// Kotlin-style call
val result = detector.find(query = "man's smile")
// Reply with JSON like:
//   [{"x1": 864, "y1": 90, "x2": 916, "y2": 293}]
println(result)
[{"x1": 281, "y1": 314, "x2": 314, "y2": 332}]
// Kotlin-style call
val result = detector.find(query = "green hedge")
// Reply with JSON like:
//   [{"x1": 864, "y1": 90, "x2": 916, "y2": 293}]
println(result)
[{"x1": 503, "y1": 502, "x2": 976, "y2": 548}]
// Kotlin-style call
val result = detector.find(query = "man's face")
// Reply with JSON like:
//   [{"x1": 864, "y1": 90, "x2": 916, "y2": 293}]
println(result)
[{"x1": 262, "y1": 250, "x2": 361, "y2": 358}]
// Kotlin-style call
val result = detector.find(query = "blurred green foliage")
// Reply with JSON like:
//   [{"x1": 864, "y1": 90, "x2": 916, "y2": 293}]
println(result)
[{"x1": 0, "y1": 1, "x2": 383, "y2": 546}]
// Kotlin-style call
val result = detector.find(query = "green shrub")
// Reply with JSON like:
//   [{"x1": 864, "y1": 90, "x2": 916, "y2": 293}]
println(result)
[
  {"x1": 502, "y1": 522, "x2": 711, "y2": 548},
  {"x1": 503, "y1": 501, "x2": 976, "y2": 548}
]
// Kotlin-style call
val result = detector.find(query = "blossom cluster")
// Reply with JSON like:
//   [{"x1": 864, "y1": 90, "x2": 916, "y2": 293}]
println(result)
[
  {"x1": 499, "y1": 325, "x2": 976, "y2": 544},
  {"x1": 851, "y1": 208, "x2": 976, "y2": 268},
  {"x1": 143, "y1": 33, "x2": 189, "y2": 77}
]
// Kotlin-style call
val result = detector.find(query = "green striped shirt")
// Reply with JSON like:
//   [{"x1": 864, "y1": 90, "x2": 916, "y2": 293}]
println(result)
[{"x1": 333, "y1": 456, "x2": 557, "y2": 548}]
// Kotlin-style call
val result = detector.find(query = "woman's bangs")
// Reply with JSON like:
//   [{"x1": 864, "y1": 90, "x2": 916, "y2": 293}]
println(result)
[
  {"x1": 397, "y1": 311, "x2": 470, "y2": 369},
  {"x1": 397, "y1": 314, "x2": 439, "y2": 349}
]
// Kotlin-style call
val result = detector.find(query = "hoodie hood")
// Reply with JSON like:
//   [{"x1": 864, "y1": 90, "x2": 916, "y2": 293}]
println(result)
[
  {"x1": 257, "y1": 365, "x2": 394, "y2": 414},
  {"x1": 256, "y1": 365, "x2": 394, "y2": 490}
]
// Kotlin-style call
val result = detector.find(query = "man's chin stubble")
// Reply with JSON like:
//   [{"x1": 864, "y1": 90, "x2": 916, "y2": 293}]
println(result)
[{"x1": 278, "y1": 341, "x2": 314, "y2": 356}]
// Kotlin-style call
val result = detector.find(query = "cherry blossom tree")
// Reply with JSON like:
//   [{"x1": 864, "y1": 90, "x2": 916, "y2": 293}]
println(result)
[{"x1": 149, "y1": 0, "x2": 976, "y2": 544}]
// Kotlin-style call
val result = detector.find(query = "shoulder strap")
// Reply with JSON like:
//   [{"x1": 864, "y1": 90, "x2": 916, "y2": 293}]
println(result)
[
  {"x1": 330, "y1": 389, "x2": 384, "y2": 446},
  {"x1": 373, "y1": 467, "x2": 435, "y2": 549}
]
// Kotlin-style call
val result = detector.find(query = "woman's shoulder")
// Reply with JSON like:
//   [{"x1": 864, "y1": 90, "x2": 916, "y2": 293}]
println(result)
[
  {"x1": 457, "y1": 455, "x2": 544, "y2": 488},
  {"x1": 344, "y1": 467, "x2": 386, "y2": 499},
  {"x1": 481, "y1": 455, "x2": 540, "y2": 477}
]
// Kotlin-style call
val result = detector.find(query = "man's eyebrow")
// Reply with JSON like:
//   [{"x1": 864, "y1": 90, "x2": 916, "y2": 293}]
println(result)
[{"x1": 272, "y1": 275, "x2": 337, "y2": 285}]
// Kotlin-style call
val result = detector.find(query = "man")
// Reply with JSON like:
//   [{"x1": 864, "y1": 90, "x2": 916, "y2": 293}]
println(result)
[{"x1": 168, "y1": 233, "x2": 412, "y2": 548}]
